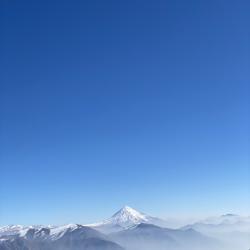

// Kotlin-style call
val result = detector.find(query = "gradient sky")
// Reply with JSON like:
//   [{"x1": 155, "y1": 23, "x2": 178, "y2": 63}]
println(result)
[{"x1": 0, "y1": 0, "x2": 249, "y2": 226}]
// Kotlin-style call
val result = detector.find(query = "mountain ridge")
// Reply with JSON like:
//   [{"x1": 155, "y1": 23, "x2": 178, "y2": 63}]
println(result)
[{"x1": 1, "y1": 206, "x2": 249, "y2": 250}]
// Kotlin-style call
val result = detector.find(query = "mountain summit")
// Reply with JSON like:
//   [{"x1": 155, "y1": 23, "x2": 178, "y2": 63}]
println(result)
[
  {"x1": 110, "y1": 206, "x2": 149, "y2": 225},
  {"x1": 87, "y1": 206, "x2": 164, "y2": 233}
]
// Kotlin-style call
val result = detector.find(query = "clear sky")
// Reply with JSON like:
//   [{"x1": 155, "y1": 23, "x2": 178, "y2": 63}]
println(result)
[{"x1": 0, "y1": 0, "x2": 249, "y2": 226}]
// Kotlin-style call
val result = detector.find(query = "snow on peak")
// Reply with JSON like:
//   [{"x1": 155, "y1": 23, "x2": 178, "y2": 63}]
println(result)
[
  {"x1": 87, "y1": 206, "x2": 151, "y2": 231},
  {"x1": 110, "y1": 206, "x2": 148, "y2": 225},
  {"x1": 49, "y1": 224, "x2": 80, "y2": 240}
]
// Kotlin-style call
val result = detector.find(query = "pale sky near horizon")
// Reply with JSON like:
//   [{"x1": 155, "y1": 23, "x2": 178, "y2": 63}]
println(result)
[{"x1": 1, "y1": 0, "x2": 249, "y2": 225}]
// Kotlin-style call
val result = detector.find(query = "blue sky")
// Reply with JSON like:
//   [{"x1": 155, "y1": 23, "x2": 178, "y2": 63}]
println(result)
[{"x1": 0, "y1": 0, "x2": 249, "y2": 225}]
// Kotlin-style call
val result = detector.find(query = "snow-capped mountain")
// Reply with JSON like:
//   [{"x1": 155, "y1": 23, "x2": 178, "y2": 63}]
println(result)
[
  {"x1": 0, "y1": 225, "x2": 25, "y2": 237},
  {"x1": 0, "y1": 206, "x2": 156, "y2": 237},
  {"x1": 0, "y1": 224, "x2": 124, "y2": 250},
  {"x1": 107, "y1": 206, "x2": 149, "y2": 225},
  {"x1": 0, "y1": 225, "x2": 44, "y2": 238},
  {"x1": 87, "y1": 206, "x2": 166, "y2": 233},
  {"x1": 1, "y1": 209, "x2": 250, "y2": 250}
]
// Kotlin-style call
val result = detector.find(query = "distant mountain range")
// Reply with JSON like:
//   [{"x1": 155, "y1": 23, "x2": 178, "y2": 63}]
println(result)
[
  {"x1": 0, "y1": 206, "x2": 249, "y2": 250},
  {"x1": 0, "y1": 224, "x2": 123, "y2": 250},
  {"x1": 110, "y1": 223, "x2": 220, "y2": 250},
  {"x1": 183, "y1": 213, "x2": 250, "y2": 233}
]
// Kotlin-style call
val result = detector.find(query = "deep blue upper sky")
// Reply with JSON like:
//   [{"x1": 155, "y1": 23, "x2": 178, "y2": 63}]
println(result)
[{"x1": 0, "y1": 0, "x2": 249, "y2": 225}]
